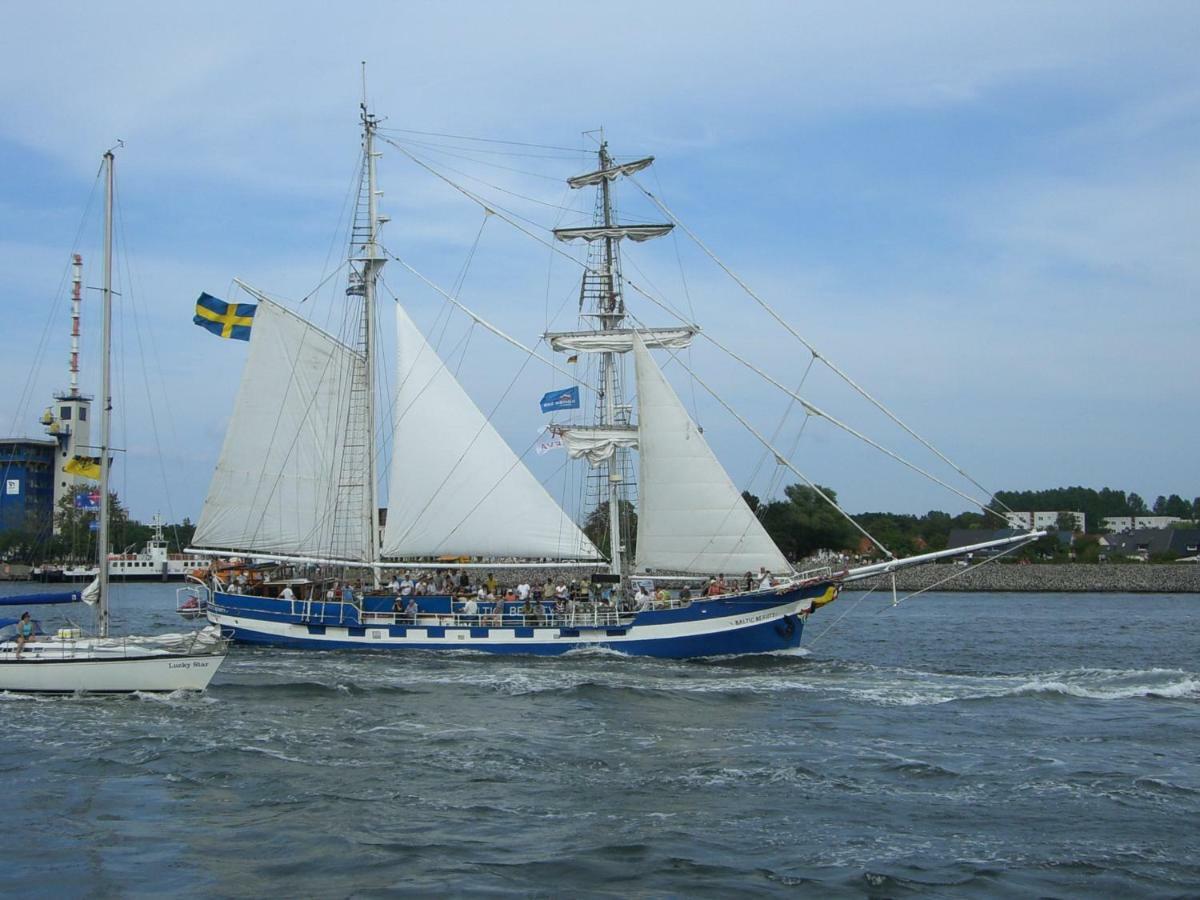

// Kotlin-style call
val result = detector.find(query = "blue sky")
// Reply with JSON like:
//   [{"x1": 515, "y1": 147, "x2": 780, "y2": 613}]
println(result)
[{"x1": 1, "y1": 1, "x2": 1196, "y2": 524}]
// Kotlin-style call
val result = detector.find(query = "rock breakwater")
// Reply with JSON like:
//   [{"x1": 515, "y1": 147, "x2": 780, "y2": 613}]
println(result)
[{"x1": 853, "y1": 563, "x2": 1200, "y2": 594}]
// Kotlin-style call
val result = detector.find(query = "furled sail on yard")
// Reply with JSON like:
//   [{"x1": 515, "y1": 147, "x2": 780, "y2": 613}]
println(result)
[
  {"x1": 381, "y1": 305, "x2": 601, "y2": 560},
  {"x1": 632, "y1": 332, "x2": 791, "y2": 575},
  {"x1": 555, "y1": 424, "x2": 639, "y2": 466},
  {"x1": 193, "y1": 300, "x2": 371, "y2": 560},
  {"x1": 545, "y1": 327, "x2": 696, "y2": 354}
]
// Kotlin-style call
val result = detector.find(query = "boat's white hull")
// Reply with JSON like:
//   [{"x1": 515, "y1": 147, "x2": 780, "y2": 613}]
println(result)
[
  {"x1": 0, "y1": 651, "x2": 224, "y2": 693},
  {"x1": 0, "y1": 629, "x2": 227, "y2": 693}
]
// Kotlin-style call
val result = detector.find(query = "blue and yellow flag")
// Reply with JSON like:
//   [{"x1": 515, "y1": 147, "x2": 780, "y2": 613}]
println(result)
[{"x1": 194, "y1": 293, "x2": 256, "y2": 340}]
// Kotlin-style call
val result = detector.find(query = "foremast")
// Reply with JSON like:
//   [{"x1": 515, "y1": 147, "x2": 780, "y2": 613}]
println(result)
[{"x1": 553, "y1": 140, "x2": 677, "y2": 579}]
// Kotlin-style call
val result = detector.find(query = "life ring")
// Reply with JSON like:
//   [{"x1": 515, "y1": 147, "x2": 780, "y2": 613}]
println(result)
[{"x1": 775, "y1": 614, "x2": 797, "y2": 639}]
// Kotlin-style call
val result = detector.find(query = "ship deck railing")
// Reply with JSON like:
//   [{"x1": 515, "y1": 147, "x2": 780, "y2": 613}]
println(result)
[
  {"x1": 209, "y1": 573, "x2": 832, "y2": 628},
  {"x1": 361, "y1": 609, "x2": 636, "y2": 629}
]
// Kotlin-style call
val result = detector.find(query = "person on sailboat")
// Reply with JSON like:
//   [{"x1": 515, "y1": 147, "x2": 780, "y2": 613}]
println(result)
[
  {"x1": 279, "y1": 585, "x2": 296, "y2": 601},
  {"x1": 14, "y1": 612, "x2": 35, "y2": 658},
  {"x1": 757, "y1": 567, "x2": 774, "y2": 589},
  {"x1": 404, "y1": 596, "x2": 419, "y2": 622}
]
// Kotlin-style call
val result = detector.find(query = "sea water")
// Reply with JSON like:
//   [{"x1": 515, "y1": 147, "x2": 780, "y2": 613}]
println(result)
[{"x1": 2, "y1": 584, "x2": 1197, "y2": 897}]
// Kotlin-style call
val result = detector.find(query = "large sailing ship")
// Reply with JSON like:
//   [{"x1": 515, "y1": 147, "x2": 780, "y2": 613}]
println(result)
[{"x1": 188, "y1": 105, "x2": 1035, "y2": 656}]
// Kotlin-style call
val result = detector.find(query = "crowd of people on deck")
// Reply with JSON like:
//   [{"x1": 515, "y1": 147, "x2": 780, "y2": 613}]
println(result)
[{"x1": 242, "y1": 563, "x2": 783, "y2": 625}]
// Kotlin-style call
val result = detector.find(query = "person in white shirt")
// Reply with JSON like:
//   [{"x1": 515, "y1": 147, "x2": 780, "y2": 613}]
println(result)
[
  {"x1": 757, "y1": 567, "x2": 774, "y2": 589},
  {"x1": 279, "y1": 585, "x2": 295, "y2": 600},
  {"x1": 399, "y1": 575, "x2": 415, "y2": 596},
  {"x1": 461, "y1": 596, "x2": 479, "y2": 619},
  {"x1": 516, "y1": 581, "x2": 531, "y2": 601}
]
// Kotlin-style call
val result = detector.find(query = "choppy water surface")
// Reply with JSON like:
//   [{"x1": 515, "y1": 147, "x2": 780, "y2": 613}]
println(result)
[{"x1": 3, "y1": 585, "x2": 1198, "y2": 897}]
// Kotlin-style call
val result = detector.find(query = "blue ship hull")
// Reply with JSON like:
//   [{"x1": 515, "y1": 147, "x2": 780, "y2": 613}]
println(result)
[{"x1": 206, "y1": 581, "x2": 836, "y2": 659}]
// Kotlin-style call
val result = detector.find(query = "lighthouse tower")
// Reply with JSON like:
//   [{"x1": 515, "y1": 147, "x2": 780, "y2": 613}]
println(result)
[{"x1": 41, "y1": 254, "x2": 95, "y2": 528}]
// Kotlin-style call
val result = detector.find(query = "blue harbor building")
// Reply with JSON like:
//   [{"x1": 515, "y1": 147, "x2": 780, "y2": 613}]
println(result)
[
  {"x1": 0, "y1": 438, "x2": 57, "y2": 536},
  {"x1": 1, "y1": 386, "x2": 95, "y2": 537}
]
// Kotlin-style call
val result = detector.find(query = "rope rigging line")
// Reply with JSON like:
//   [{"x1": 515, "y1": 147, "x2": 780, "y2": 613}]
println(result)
[
  {"x1": 379, "y1": 138, "x2": 1008, "y2": 535},
  {"x1": 649, "y1": 337, "x2": 893, "y2": 559},
  {"x1": 377, "y1": 126, "x2": 584, "y2": 156},
  {"x1": 383, "y1": 139, "x2": 997, "y2": 517},
  {"x1": 654, "y1": 166, "x2": 704, "y2": 428},
  {"x1": 381, "y1": 135, "x2": 569, "y2": 234},
  {"x1": 114, "y1": 192, "x2": 187, "y2": 541},
  {"x1": 627, "y1": 175, "x2": 1011, "y2": 515},
  {"x1": 384, "y1": 137, "x2": 570, "y2": 183},
  {"x1": 762, "y1": 362, "x2": 817, "y2": 502},
  {"x1": 380, "y1": 246, "x2": 603, "y2": 396},
  {"x1": 379, "y1": 140, "x2": 1002, "y2": 536},
  {"x1": 805, "y1": 582, "x2": 879, "y2": 647},
  {"x1": 876, "y1": 539, "x2": 1029, "y2": 611},
  {"x1": 4, "y1": 169, "x2": 104, "y2": 445},
  {"x1": 628, "y1": 287, "x2": 1002, "y2": 518},
  {"x1": 382, "y1": 137, "x2": 606, "y2": 278}
]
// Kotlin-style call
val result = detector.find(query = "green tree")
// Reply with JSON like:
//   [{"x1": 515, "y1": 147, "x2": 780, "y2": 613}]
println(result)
[
  {"x1": 582, "y1": 500, "x2": 637, "y2": 561},
  {"x1": 1163, "y1": 494, "x2": 1191, "y2": 518},
  {"x1": 759, "y1": 484, "x2": 855, "y2": 561},
  {"x1": 1055, "y1": 511, "x2": 1079, "y2": 532},
  {"x1": 52, "y1": 491, "x2": 131, "y2": 562}
]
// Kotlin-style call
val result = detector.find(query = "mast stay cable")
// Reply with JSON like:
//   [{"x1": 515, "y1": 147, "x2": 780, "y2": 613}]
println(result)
[{"x1": 628, "y1": 175, "x2": 1011, "y2": 515}]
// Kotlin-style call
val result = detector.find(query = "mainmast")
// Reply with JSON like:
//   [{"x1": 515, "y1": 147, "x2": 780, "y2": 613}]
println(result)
[
  {"x1": 97, "y1": 149, "x2": 115, "y2": 637},
  {"x1": 356, "y1": 102, "x2": 386, "y2": 582},
  {"x1": 598, "y1": 143, "x2": 625, "y2": 577},
  {"x1": 552, "y1": 139, "x2": 679, "y2": 579}
]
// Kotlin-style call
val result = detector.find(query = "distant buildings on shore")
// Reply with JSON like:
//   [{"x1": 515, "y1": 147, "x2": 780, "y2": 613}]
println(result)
[
  {"x1": 1099, "y1": 515, "x2": 1188, "y2": 532},
  {"x1": 1004, "y1": 510, "x2": 1087, "y2": 532},
  {"x1": 1003, "y1": 511, "x2": 1195, "y2": 535},
  {"x1": 1101, "y1": 528, "x2": 1200, "y2": 561}
]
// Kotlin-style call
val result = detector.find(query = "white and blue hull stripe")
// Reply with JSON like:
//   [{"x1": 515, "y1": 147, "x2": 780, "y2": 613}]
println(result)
[{"x1": 207, "y1": 583, "x2": 829, "y2": 659}]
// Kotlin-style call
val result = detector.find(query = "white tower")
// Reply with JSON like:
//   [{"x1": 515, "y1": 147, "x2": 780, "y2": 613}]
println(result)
[{"x1": 43, "y1": 253, "x2": 95, "y2": 528}]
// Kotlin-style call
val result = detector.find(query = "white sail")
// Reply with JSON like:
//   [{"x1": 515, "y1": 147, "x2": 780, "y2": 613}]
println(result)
[
  {"x1": 555, "y1": 425, "x2": 639, "y2": 466},
  {"x1": 632, "y1": 332, "x2": 792, "y2": 575},
  {"x1": 381, "y1": 305, "x2": 602, "y2": 560},
  {"x1": 567, "y1": 156, "x2": 655, "y2": 188},
  {"x1": 193, "y1": 300, "x2": 370, "y2": 559},
  {"x1": 546, "y1": 327, "x2": 697, "y2": 354},
  {"x1": 553, "y1": 224, "x2": 674, "y2": 243}
]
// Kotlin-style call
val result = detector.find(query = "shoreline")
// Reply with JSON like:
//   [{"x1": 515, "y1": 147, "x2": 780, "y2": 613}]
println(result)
[{"x1": 852, "y1": 562, "x2": 1200, "y2": 594}]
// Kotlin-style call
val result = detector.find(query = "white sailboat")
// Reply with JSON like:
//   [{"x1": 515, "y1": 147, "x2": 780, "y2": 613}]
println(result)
[
  {"x1": 187, "y1": 104, "x2": 1038, "y2": 657},
  {"x1": 0, "y1": 147, "x2": 227, "y2": 692}
]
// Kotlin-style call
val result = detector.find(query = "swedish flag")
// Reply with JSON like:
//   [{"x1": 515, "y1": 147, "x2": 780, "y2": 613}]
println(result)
[{"x1": 194, "y1": 293, "x2": 256, "y2": 340}]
